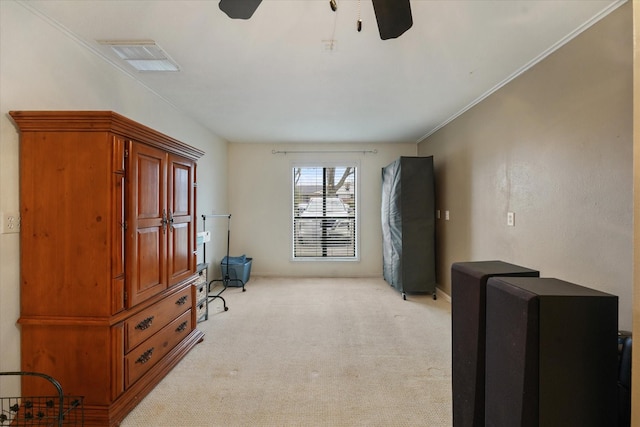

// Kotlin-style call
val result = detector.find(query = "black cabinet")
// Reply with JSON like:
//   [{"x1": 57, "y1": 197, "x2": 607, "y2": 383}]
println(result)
[
  {"x1": 381, "y1": 156, "x2": 435, "y2": 299},
  {"x1": 451, "y1": 261, "x2": 540, "y2": 427},
  {"x1": 485, "y1": 277, "x2": 618, "y2": 427}
]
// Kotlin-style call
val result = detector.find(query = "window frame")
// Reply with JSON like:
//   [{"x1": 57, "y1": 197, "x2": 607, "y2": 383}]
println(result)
[{"x1": 291, "y1": 161, "x2": 359, "y2": 261}]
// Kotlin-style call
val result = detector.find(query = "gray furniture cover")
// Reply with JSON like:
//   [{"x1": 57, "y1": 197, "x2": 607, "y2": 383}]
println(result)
[{"x1": 381, "y1": 156, "x2": 436, "y2": 297}]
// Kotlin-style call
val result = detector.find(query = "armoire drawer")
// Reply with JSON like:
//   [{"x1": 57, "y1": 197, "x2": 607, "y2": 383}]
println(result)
[
  {"x1": 125, "y1": 310, "x2": 193, "y2": 388},
  {"x1": 125, "y1": 287, "x2": 192, "y2": 353}
]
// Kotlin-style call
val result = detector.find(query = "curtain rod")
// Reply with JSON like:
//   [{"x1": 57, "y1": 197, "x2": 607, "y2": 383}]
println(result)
[
  {"x1": 271, "y1": 149, "x2": 377, "y2": 155},
  {"x1": 202, "y1": 214, "x2": 231, "y2": 219}
]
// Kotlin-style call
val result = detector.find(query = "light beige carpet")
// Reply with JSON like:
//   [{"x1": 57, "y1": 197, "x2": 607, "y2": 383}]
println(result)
[{"x1": 121, "y1": 277, "x2": 453, "y2": 427}]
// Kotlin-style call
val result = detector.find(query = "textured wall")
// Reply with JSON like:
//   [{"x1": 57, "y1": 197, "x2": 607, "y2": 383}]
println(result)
[
  {"x1": 419, "y1": 2, "x2": 632, "y2": 328},
  {"x1": 631, "y1": 2, "x2": 640, "y2": 425}
]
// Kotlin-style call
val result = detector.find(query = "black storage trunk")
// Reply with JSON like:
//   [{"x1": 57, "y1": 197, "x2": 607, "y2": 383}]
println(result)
[{"x1": 381, "y1": 156, "x2": 436, "y2": 297}]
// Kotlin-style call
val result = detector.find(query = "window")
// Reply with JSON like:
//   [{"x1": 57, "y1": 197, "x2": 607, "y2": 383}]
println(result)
[{"x1": 292, "y1": 165, "x2": 357, "y2": 259}]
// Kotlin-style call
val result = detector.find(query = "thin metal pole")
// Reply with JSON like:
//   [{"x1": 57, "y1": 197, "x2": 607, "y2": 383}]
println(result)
[{"x1": 201, "y1": 214, "x2": 231, "y2": 264}]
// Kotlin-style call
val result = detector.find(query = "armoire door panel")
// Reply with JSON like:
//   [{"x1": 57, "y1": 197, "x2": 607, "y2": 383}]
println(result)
[
  {"x1": 128, "y1": 142, "x2": 168, "y2": 307},
  {"x1": 170, "y1": 161, "x2": 190, "y2": 215},
  {"x1": 167, "y1": 154, "x2": 195, "y2": 286},
  {"x1": 135, "y1": 155, "x2": 163, "y2": 219},
  {"x1": 133, "y1": 227, "x2": 166, "y2": 305},
  {"x1": 168, "y1": 222, "x2": 191, "y2": 283}
]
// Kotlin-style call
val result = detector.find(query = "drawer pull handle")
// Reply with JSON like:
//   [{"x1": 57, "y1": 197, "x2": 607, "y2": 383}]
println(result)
[
  {"x1": 135, "y1": 347, "x2": 154, "y2": 364},
  {"x1": 135, "y1": 316, "x2": 155, "y2": 331},
  {"x1": 176, "y1": 321, "x2": 189, "y2": 333},
  {"x1": 176, "y1": 296, "x2": 188, "y2": 306}
]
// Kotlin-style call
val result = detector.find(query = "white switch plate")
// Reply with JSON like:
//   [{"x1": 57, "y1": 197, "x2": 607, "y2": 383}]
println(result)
[
  {"x1": 507, "y1": 211, "x2": 515, "y2": 227},
  {"x1": 445, "y1": 210, "x2": 450, "y2": 221}
]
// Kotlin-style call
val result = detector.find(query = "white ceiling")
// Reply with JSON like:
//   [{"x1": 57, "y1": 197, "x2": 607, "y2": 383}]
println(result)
[{"x1": 24, "y1": 0, "x2": 624, "y2": 144}]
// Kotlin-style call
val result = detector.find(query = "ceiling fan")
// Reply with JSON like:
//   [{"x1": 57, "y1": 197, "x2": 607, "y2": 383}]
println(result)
[{"x1": 218, "y1": 0, "x2": 413, "y2": 40}]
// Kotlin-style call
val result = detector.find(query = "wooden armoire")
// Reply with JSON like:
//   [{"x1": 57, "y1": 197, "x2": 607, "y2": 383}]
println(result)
[{"x1": 10, "y1": 111, "x2": 206, "y2": 427}]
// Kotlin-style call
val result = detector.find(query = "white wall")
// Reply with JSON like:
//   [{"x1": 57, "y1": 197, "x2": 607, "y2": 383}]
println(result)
[
  {"x1": 227, "y1": 143, "x2": 417, "y2": 277},
  {"x1": 0, "y1": 1, "x2": 228, "y2": 374},
  {"x1": 419, "y1": 2, "x2": 633, "y2": 329}
]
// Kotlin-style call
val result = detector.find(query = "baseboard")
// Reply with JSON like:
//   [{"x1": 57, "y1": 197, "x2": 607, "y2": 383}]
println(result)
[{"x1": 436, "y1": 287, "x2": 451, "y2": 302}]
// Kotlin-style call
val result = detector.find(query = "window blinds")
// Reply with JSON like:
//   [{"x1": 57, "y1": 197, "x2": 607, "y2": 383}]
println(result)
[{"x1": 292, "y1": 166, "x2": 356, "y2": 259}]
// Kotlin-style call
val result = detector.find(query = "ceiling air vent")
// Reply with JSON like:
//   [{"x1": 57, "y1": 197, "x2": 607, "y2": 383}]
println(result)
[{"x1": 98, "y1": 40, "x2": 180, "y2": 72}]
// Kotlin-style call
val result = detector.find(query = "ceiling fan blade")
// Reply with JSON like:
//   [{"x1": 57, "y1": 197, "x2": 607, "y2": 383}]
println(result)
[
  {"x1": 371, "y1": 0, "x2": 413, "y2": 40},
  {"x1": 219, "y1": 0, "x2": 263, "y2": 19}
]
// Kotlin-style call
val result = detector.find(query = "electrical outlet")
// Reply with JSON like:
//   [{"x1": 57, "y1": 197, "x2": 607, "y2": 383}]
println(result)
[
  {"x1": 2, "y1": 212, "x2": 21, "y2": 233},
  {"x1": 507, "y1": 211, "x2": 515, "y2": 227}
]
